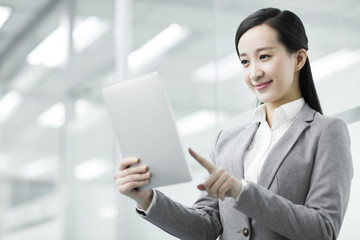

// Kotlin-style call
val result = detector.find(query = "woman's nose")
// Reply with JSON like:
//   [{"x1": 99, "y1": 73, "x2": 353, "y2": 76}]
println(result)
[{"x1": 249, "y1": 65, "x2": 264, "y2": 81}]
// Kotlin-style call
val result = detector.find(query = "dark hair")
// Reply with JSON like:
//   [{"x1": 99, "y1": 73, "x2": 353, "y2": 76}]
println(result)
[{"x1": 235, "y1": 8, "x2": 323, "y2": 114}]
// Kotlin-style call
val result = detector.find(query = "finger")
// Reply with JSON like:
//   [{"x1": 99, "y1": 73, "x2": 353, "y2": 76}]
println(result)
[
  {"x1": 209, "y1": 171, "x2": 229, "y2": 198},
  {"x1": 118, "y1": 157, "x2": 140, "y2": 171},
  {"x1": 114, "y1": 165, "x2": 148, "y2": 179},
  {"x1": 218, "y1": 178, "x2": 235, "y2": 200},
  {"x1": 197, "y1": 184, "x2": 205, "y2": 191},
  {"x1": 118, "y1": 179, "x2": 151, "y2": 194},
  {"x1": 116, "y1": 172, "x2": 152, "y2": 186},
  {"x1": 203, "y1": 168, "x2": 226, "y2": 195},
  {"x1": 188, "y1": 148, "x2": 215, "y2": 173}
]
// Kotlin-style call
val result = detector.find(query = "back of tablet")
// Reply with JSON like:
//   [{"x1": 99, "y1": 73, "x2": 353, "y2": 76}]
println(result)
[{"x1": 102, "y1": 72, "x2": 192, "y2": 189}]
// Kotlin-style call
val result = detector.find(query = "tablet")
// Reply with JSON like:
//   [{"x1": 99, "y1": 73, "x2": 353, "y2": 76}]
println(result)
[{"x1": 102, "y1": 72, "x2": 192, "y2": 189}]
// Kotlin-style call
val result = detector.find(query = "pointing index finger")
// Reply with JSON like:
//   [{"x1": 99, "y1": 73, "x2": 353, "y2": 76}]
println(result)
[{"x1": 189, "y1": 148, "x2": 215, "y2": 173}]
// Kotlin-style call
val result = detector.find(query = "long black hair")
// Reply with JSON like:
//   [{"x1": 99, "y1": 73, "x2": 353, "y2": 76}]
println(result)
[{"x1": 235, "y1": 8, "x2": 323, "y2": 114}]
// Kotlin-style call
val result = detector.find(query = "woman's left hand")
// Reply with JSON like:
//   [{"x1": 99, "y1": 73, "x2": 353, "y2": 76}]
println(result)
[{"x1": 189, "y1": 148, "x2": 242, "y2": 200}]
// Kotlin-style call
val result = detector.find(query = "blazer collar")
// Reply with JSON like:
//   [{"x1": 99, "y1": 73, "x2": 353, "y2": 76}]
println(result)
[
  {"x1": 257, "y1": 103, "x2": 316, "y2": 189},
  {"x1": 230, "y1": 121, "x2": 260, "y2": 180}
]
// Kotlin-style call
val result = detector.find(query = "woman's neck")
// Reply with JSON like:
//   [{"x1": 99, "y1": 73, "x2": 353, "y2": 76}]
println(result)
[
  {"x1": 264, "y1": 97, "x2": 302, "y2": 128},
  {"x1": 265, "y1": 104, "x2": 275, "y2": 128}
]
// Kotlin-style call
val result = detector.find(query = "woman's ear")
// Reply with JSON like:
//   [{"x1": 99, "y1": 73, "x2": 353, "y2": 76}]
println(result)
[{"x1": 295, "y1": 49, "x2": 307, "y2": 72}]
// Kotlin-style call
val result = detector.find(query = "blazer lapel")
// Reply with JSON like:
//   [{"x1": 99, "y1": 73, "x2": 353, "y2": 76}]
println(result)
[
  {"x1": 257, "y1": 103, "x2": 316, "y2": 189},
  {"x1": 230, "y1": 122, "x2": 259, "y2": 179}
]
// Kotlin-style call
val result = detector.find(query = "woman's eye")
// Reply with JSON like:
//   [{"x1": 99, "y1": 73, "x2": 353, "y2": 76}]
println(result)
[
  {"x1": 260, "y1": 55, "x2": 270, "y2": 60},
  {"x1": 241, "y1": 60, "x2": 249, "y2": 65}
]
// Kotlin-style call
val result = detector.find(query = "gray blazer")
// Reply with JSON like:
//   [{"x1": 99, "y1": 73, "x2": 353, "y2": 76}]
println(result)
[{"x1": 142, "y1": 103, "x2": 353, "y2": 240}]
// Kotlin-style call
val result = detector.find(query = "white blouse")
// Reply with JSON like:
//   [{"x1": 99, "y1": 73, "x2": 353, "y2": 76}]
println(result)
[{"x1": 243, "y1": 98, "x2": 305, "y2": 184}]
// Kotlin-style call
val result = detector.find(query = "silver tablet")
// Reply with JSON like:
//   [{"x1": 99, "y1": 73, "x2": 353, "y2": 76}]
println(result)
[{"x1": 102, "y1": 72, "x2": 192, "y2": 189}]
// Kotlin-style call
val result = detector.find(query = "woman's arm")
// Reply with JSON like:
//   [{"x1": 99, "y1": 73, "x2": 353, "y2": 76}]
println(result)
[{"x1": 141, "y1": 190, "x2": 222, "y2": 240}]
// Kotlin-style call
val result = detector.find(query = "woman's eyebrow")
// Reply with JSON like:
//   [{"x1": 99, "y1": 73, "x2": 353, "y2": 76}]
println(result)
[{"x1": 239, "y1": 46, "x2": 275, "y2": 57}]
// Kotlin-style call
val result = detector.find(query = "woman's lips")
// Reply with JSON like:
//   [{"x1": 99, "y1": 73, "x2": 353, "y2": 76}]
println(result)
[{"x1": 254, "y1": 80, "x2": 273, "y2": 91}]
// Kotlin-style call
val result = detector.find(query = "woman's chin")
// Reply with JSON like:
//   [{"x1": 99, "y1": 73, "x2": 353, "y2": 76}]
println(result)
[{"x1": 256, "y1": 96, "x2": 272, "y2": 104}]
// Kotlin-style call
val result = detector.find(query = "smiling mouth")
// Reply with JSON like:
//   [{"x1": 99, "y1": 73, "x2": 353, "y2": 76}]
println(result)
[{"x1": 253, "y1": 80, "x2": 273, "y2": 91}]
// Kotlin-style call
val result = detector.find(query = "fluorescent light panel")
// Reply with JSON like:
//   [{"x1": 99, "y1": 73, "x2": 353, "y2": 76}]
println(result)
[
  {"x1": 20, "y1": 156, "x2": 58, "y2": 179},
  {"x1": 0, "y1": 6, "x2": 12, "y2": 29},
  {"x1": 73, "y1": 16, "x2": 110, "y2": 52},
  {"x1": 312, "y1": 48, "x2": 360, "y2": 82},
  {"x1": 27, "y1": 21, "x2": 186, "y2": 69},
  {"x1": 37, "y1": 102, "x2": 65, "y2": 128},
  {"x1": 27, "y1": 16, "x2": 109, "y2": 68},
  {"x1": 10, "y1": 66, "x2": 49, "y2": 91},
  {"x1": 128, "y1": 24, "x2": 189, "y2": 71},
  {"x1": 97, "y1": 208, "x2": 118, "y2": 219},
  {"x1": 75, "y1": 99, "x2": 92, "y2": 116},
  {"x1": 0, "y1": 91, "x2": 23, "y2": 124},
  {"x1": 192, "y1": 53, "x2": 241, "y2": 83},
  {"x1": 176, "y1": 109, "x2": 218, "y2": 136},
  {"x1": 27, "y1": 26, "x2": 68, "y2": 68},
  {"x1": 0, "y1": 154, "x2": 9, "y2": 170},
  {"x1": 68, "y1": 99, "x2": 105, "y2": 134},
  {"x1": 74, "y1": 158, "x2": 109, "y2": 180}
]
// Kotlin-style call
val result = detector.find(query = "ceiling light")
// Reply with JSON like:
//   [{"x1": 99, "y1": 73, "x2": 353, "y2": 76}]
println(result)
[
  {"x1": 0, "y1": 154, "x2": 9, "y2": 171},
  {"x1": 176, "y1": 109, "x2": 218, "y2": 137},
  {"x1": 0, "y1": 6, "x2": 12, "y2": 29},
  {"x1": 10, "y1": 66, "x2": 49, "y2": 91},
  {"x1": 26, "y1": 16, "x2": 109, "y2": 68},
  {"x1": 37, "y1": 102, "x2": 66, "y2": 128},
  {"x1": 68, "y1": 99, "x2": 105, "y2": 134},
  {"x1": 75, "y1": 99, "x2": 92, "y2": 116},
  {"x1": 97, "y1": 207, "x2": 118, "y2": 219},
  {"x1": 20, "y1": 156, "x2": 58, "y2": 179},
  {"x1": 128, "y1": 23, "x2": 189, "y2": 71},
  {"x1": 27, "y1": 26, "x2": 68, "y2": 68},
  {"x1": 0, "y1": 91, "x2": 22, "y2": 124},
  {"x1": 312, "y1": 48, "x2": 360, "y2": 82},
  {"x1": 192, "y1": 53, "x2": 242, "y2": 83},
  {"x1": 74, "y1": 158, "x2": 109, "y2": 180},
  {"x1": 73, "y1": 16, "x2": 110, "y2": 52}
]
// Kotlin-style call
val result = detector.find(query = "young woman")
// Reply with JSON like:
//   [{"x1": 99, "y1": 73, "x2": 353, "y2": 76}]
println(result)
[{"x1": 114, "y1": 8, "x2": 353, "y2": 240}]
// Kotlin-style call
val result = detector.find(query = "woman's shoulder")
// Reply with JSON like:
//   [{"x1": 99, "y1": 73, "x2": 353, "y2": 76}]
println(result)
[
  {"x1": 312, "y1": 111, "x2": 348, "y2": 131},
  {"x1": 216, "y1": 121, "x2": 258, "y2": 142},
  {"x1": 210, "y1": 122, "x2": 258, "y2": 154},
  {"x1": 222, "y1": 121, "x2": 255, "y2": 133},
  {"x1": 308, "y1": 111, "x2": 350, "y2": 144},
  {"x1": 297, "y1": 103, "x2": 348, "y2": 132}
]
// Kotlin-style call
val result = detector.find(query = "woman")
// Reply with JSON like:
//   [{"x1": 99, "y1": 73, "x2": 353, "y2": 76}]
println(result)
[{"x1": 114, "y1": 8, "x2": 353, "y2": 240}]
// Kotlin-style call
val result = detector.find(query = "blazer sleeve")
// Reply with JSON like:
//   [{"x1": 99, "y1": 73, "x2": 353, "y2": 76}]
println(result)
[
  {"x1": 140, "y1": 131, "x2": 224, "y2": 240},
  {"x1": 233, "y1": 118, "x2": 353, "y2": 240}
]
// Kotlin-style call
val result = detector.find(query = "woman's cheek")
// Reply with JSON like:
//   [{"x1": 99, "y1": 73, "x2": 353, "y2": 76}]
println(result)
[{"x1": 242, "y1": 71, "x2": 253, "y2": 89}]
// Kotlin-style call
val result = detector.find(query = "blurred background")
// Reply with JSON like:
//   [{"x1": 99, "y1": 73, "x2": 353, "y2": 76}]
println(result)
[{"x1": 0, "y1": 0, "x2": 359, "y2": 239}]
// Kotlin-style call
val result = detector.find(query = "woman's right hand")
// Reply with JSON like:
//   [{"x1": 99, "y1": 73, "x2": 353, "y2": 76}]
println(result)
[{"x1": 114, "y1": 157, "x2": 153, "y2": 210}]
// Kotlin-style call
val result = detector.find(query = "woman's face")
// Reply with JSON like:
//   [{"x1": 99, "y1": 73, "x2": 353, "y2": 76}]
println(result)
[{"x1": 237, "y1": 24, "x2": 302, "y2": 107}]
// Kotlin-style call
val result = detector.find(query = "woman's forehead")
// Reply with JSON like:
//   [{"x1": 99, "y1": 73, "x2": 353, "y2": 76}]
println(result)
[{"x1": 238, "y1": 24, "x2": 280, "y2": 53}]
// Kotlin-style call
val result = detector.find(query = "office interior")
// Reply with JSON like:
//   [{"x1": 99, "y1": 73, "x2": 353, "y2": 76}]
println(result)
[{"x1": 0, "y1": 0, "x2": 359, "y2": 239}]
